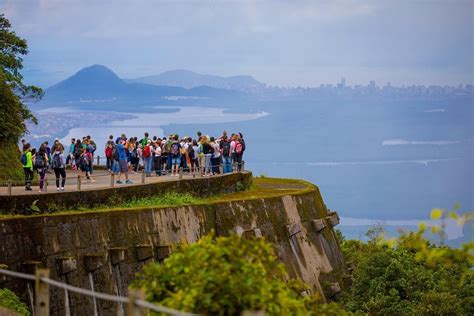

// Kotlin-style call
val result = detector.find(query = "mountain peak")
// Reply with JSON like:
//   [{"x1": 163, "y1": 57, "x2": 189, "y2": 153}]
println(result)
[{"x1": 73, "y1": 64, "x2": 122, "y2": 81}]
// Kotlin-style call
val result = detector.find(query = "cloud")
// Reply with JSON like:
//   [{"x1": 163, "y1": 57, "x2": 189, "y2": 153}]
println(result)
[{"x1": 2, "y1": 0, "x2": 472, "y2": 86}]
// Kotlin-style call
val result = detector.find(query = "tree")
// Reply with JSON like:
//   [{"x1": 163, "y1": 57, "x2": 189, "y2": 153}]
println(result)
[
  {"x1": 0, "y1": 13, "x2": 42, "y2": 143},
  {"x1": 339, "y1": 208, "x2": 474, "y2": 315},
  {"x1": 132, "y1": 233, "x2": 350, "y2": 315}
]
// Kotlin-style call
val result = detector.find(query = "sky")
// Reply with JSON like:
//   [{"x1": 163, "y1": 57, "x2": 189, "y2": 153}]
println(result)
[{"x1": 1, "y1": 0, "x2": 473, "y2": 88}]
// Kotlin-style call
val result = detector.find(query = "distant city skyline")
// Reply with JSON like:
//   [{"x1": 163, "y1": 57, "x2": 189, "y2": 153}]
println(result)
[{"x1": 2, "y1": 0, "x2": 472, "y2": 88}]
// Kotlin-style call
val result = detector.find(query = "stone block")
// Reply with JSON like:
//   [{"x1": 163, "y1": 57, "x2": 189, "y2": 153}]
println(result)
[
  {"x1": 242, "y1": 228, "x2": 263, "y2": 239},
  {"x1": 286, "y1": 223, "x2": 301, "y2": 236},
  {"x1": 155, "y1": 245, "x2": 171, "y2": 261},
  {"x1": 22, "y1": 260, "x2": 41, "y2": 274},
  {"x1": 326, "y1": 282, "x2": 341, "y2": 297},
  {"x1": 84, "y1": 254, "x2": 104, "y2": 272},
  {"x1": 109, "y1": 248, "x2": 127, "y2": 265},
  {"x1": 56, "y1": 257, "x2": 77, "y2": 275},
  {"x1": 326, "y1": 212, "x2": 340, "y2": 227},
  {"x1": 311, "y1": 219, "x2": 327, "y2": 232},
  {"x1": 136, "y1": 245, "x2": 154, "y2": 261}
]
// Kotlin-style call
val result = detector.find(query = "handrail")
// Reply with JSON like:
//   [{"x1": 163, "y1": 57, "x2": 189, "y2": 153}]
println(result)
[{"x1": 0, "y1": 268, "x2": 198, "y2": 315}]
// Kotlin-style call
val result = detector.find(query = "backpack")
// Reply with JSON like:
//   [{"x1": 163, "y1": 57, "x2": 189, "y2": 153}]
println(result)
[
  {"x1": 235, "y1": 142, "x2": 243, "y2": 154},
  {"x1": 240, "y1": 139, "x2": 246, "y2": 152},
  {"x1": 51, "y1": 153, "x2": 62, "y2": 169},
  {"x1": 222, "y1": 141, "x2": 231, "y2": 156},
  {"x1": 105, "y1": 146, "x2": 112, "y2": 158},
  {"x1": 20, "y1": 153, "x2": 27, "y2": 165},
  {"x1": 90, "y1": 141, "x2": 97, "y2": 153},
  {"x1": 113, "y1": 146, "x2": 119, "y2": 161},
  {"x1": 171, "y1": 142, "x2": 179, "y2": 156},
  {"x1": 74, "y1": 145, "x2": 81, "y2": 158},
  {"x1": 188, "y1": 146, "x2": 195, "y2": 159},
  {"x1": 143, "y1": 145, "x2": 151, "y2": 158},
  {"x1": 34, "y1": 153, "x2": 46, "y2": 169}
]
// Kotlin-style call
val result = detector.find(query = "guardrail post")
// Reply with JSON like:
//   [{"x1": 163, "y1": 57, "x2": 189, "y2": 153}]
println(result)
[
  {"x1": 219, "y1": 164, "x2": 223, "y2": 175},
  {"x1": 242, "y1": 161, "x2": 245, "y2": 171},
  {"x1": 233, "y1": 162, "x2": 237, "y2": 173},
  {"x1": 35, "y1": 269, "x2": 50, "y2": 316},
  {"x1": 77, "y1": 175, "x2": 81, "y2": 191},
  {"x1": 45, "y1": 177, "x2": 48, "y2": 192},
  {"x1": 111, "y1": 173, "x2": 115, "y2": 187},
  {"x1": 127, "y1": 289, "x2": 145, "y2": 316},
  {"x1": 179, "y1": 167, "x2": 183, "y2": 180},
  {"x1": 7, "y1": 180, "x2": 12, "y2": 196},
  {"x1": 141, "y1": 170, "x2": 145, "y2": 184},
  {"x1": 97, "y1": 155, "x2": 100, "y2": 166}
]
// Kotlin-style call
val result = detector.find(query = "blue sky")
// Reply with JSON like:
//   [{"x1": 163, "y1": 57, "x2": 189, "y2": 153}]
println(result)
[{"x1": 2, "y1": 0, "x2": 473, "y2": 88}]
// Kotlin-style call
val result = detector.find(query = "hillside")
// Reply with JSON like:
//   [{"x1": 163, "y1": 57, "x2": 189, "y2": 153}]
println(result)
[
  {"x1": 42, "y1": 65, "x2": 242, "y2": 105},
  {"x1": 128, "y1": 69, "x2": 266, "y2": 92}
]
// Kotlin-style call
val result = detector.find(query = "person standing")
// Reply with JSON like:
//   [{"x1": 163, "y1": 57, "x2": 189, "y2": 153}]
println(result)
[
  {"x1": 117, "y1": 139, "x2": 133, "y2": 184},
  {"x1": 189, "y1": 139, "x2": 200, "y2": 176},
  {"x1": 22, "y1": 143, "x2": 33, "y2": 191},
  {"x1": 210, "y1": 137, "x2": 220, "y2": 175},
  {"x1": 51, "y1": 145, "x2": 66, "y2": 191},
  {"x1": 105, "y1": 135, "x2": 114, "y2": 172},
  {"x1": 170, "y1": 135, "x2": 181, "y2": 177},
  {"x1": 153, "y1": 139, "x2": 162, "y2": 176},
  {"x1": 143, "y1": 139, "x2": 152, "y2": 176},
  {"x1": 67, "y1": 138, "x2": 75, "y2": 168},
  {"x1": 220, "y1": 135, "x2": 232, "y2": 174},
  {"x1": 34, "y1": 143, "x2": 49, "y2": 192}
]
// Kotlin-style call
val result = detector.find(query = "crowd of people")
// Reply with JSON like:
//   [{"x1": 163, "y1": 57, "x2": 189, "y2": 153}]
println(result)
[{"x1": 19, "y1": 131, "x2": 246, "y2": 192}]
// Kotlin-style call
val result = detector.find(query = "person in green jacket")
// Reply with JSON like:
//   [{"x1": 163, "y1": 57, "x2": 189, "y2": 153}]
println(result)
[{"x1": 22, "y1": 143, "x2": 33, "y2": 191}]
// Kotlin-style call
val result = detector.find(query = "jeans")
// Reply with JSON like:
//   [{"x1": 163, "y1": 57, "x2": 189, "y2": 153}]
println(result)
[
  {"x1": 204, "y1": 154, "x2": 212, "y2": 174},
  {"x1": 211, "y1": 157, "x2": 220, "y2": 174},
  {"x1": 54, "y1": 168, "x2": 66, "y2": 188},
  {"x1": 24, "y1": 167, "x2": 33, "y2": 188},
  {"x1": 38, "y1": 168, "x2": 47, "y2": 190},
  {"x1": 145, "y1": 156, "x2": 152, "y2": 175},
  {"x1": 106, "y1": 157, "x2": 114, "y2": 170},
  {"x1": 222, "y1": 156, "x2": 233, "y2": 174},
  {"x1": 167, "y1": 155, "x2": 173, "y2": 173},
  {"x1": 154, "y1": 156, "x2": 162, "y2": 176},
  {"x1": 112, "y1": 160, "x2": 119, "y2": 174}
]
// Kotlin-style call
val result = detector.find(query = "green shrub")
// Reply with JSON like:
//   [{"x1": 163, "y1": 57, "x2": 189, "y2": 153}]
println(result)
[
  {"x1": 132, "y1": 233, "x2": 337, "y2": 315},
  {"x1": 0, "y1": 288, "x2": 30, "y2": 316},
  {"x1": 339, "y1": 209, "x2": 474, "y2": 315}
]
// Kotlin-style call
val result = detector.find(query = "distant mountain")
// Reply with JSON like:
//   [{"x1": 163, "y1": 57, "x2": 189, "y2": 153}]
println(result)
[
  {"x1": 128, "y1": 69, "x2": 266, "y2": 92},
  {"x1": 43, "y1": 65, "x2": 241, "y2": 105}
]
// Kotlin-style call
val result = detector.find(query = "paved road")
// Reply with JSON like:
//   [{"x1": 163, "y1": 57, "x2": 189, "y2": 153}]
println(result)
[{"x1": 1, "y1": 169, "x2": 232, "y2": 196}]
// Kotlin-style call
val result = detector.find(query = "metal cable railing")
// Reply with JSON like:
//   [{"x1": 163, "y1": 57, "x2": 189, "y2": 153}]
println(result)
[
  {"x1": 0, "y1": 160, "x2": 246, "y2": 195},
  {"x1": 0, "y1": 268, "x2": 197, "y2": 316}
]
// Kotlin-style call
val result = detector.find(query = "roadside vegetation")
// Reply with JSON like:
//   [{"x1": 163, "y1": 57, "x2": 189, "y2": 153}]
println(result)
[{"x1": 132, "y1": 207, "x2": 473, "y2": 315}]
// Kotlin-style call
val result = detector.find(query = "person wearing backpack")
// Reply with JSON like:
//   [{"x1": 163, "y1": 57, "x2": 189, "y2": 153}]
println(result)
[
  {"x1": 74, "y1": 139, "x2": 82, "y2": 171},
  {"x1": 51, "y1": 146, "x2": 66, "y2": 191},
  {"x1": 80, "y1": 147, "x2": 96, "y2": 183},
  {"x1": 116, "y1": 138, "x2": 133, "y2": 184},
  {"x1": 189, "y1": 139, "x2": 200, "y2": 177},
  {"x1": 220, "y1": 135, "x2": 232, "y2": 174},
  {"x1": 143, "y1": 139, "x2": 153, "y2": 176},
  {"x1": 105, "y1": 135, "x2": 114, "y2": 172},
  {"x1": 22, "y1": 143, "x2": 33, "y2": 191},
  {"x1": 201, "y1": 137, "x2": 213, "y2": 176},
  {"x1": 234, "y1": 134, "x2": 244, "y2": 172},
  {"x1": 170, "y1": 135, "x2": 182, "y2": 177},
  {"x1": 153, "y1": 139, "x2": 162, "y2": 176},
  {"x1": 34, "y1": 143, "x2": 49, "y2": 192}
]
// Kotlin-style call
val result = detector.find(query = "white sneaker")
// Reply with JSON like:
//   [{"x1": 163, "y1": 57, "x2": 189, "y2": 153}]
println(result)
[
  {"x1": 57, "y1": 188, "x2": 60, "y2": 191},
  {"x1": 60, "y1": 187, "x2": 65, "y2": 191}
]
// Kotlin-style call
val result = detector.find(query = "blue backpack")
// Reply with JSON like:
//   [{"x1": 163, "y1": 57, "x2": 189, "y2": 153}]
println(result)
[{"x1": 20, "y1": 153, "x2": 27, "y2": 165}]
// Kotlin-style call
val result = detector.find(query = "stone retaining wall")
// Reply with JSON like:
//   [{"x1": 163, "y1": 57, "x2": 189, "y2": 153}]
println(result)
[
  {"x1": 0, "y1": 172, "x2": 252, "y2": 214},
  {"x1": 0, "y1": 183, "x2": 349, "y2": 315}
]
